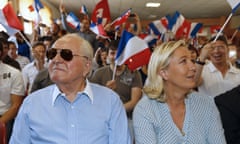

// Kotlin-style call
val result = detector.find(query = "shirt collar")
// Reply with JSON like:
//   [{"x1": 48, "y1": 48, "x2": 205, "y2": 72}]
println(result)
[
  {"x1": 207, "y1": 61, "x2": 239, "y2": 73},
  {"x1": 207, "y1": 61, "x2": 218, "y2": 72},
  {"x1": 51, "y1": 80, "x2": 94, "y2": 106}
]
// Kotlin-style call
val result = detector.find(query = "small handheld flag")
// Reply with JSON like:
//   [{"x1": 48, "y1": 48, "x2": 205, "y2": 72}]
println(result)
[
  {"x1": 66, "y1": 12, "x2": 81, "y2": 30},
  {"x1": 115, "y1": 30, "x2": 152, "y2": 71}
]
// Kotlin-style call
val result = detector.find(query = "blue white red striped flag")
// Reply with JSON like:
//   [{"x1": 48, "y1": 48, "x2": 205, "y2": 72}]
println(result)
[
  {"x1": 34, "y1": 0, "x2": 44, "y2": 12},
  {"x1": 171, "y1": 11, "x2": 186, "y2": 36},
  {"x1": 28, "y1": 0, "x2": 44, "y2": 26},
  {"x1": 148, "y1": 16, "x2": 169, "y2": 35},
  {"x1": 80, "y1": 5, "x2": 88, "y2": 15},
  {"x1": 115, "y1": 30, "x2": 152, "y2": 70},
  {"x1": 189, "y1": 23, "x2": 203, "y2": 38},
  {"x1": 226, "y1": 0, "x2": 240, "y2": 13},
  {"x1": 111, "y1": 8, "x2": 131, "y2": 30},
  {"x1": 66, "y1": 12, "x2": 80, "y2": 30}
]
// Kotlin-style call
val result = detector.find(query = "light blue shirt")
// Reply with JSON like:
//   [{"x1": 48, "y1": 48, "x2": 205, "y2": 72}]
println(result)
[
  {"x1": 133, "y1": 92, "x2": 226, "y2": 144},
  {"x1": 10, "y1": 81, "x2": 131, "y2": 144}
]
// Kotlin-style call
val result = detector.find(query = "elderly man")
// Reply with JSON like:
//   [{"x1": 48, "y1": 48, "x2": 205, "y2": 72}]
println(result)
[{"x1": 10, "y1": 34, "x2": 131, "y2": 144}]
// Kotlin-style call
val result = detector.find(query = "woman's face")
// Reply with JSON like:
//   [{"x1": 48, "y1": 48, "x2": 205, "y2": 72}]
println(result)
[{"x1": 160, "y1": 46, "x2": 197, "y2": 91}]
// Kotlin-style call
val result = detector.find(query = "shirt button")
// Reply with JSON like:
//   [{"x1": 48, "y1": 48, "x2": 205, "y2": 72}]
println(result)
[
  {"x1": 71, "y1": 106, "x2": 74, "y2": 109},
  {"x1": 71, "y1": 124, "x2": 75, "y2": 128}
]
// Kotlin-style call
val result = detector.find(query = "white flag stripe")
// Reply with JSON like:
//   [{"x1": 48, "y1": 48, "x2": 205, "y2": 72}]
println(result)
[
  {"x1": 0, "y1": 11, "x2": 8, "y2": 26},
  {"x1": 226, "y1": 0, "x2": 240, "y2": 9},
  {"x1": 116, "y1": 36, "x2": 148, "y2": 65}
]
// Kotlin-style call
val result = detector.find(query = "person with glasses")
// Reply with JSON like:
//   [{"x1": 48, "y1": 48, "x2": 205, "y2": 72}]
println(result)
[
  {"x1": 10, "y1": 33, "x2": 131, "y2": 144},
  {"x1": 194, "y1": 35, "x2": 240, "y2": 97},
  {"x1": 133, "y1": 40, "x2": 226, "y2": 144}
]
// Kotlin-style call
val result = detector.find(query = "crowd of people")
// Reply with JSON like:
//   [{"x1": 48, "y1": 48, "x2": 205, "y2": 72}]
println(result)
[{"x1": 1, "y1": 2, "x2": 240, "y2": 144}]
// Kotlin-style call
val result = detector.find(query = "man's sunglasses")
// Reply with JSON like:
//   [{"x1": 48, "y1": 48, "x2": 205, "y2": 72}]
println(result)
[{"x1": 46, "y1": 48, "x2": 88, "y2": 61}]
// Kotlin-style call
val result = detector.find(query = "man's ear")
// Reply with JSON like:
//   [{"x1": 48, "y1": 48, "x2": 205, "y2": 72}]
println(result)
[{"x1": 159, "y1": 69, "x2": 168, "y2": 80}]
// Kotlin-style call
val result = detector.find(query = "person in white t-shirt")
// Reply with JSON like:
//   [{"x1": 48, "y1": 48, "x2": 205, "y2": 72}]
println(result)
[
  {"x1": 0, "y1": 41, "x2": 25, "y2": 141},
  {"x1": 22, "y1": 42, "x2": 48, "y2": 95}
]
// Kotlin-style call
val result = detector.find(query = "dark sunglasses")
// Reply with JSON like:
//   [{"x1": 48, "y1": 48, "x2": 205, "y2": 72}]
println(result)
[{"x1": 46, "y1": 48, "x2": 88, "y2": 61}]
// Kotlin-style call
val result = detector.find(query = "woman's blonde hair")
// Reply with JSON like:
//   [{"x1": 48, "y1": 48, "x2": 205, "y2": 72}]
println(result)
[{"x1": 143, "y1": 40, "x2": 186, "y2": 102}]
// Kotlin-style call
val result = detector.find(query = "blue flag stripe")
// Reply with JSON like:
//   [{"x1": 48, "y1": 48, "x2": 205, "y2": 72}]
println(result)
[{"x1": 115, "y1": 30, "x2": 134, "y2": 60}]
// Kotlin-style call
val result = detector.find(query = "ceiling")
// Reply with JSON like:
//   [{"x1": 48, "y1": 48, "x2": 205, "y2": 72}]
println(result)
[{"x1": 47, "y1": 0, "x2": 240, "y2": 21}]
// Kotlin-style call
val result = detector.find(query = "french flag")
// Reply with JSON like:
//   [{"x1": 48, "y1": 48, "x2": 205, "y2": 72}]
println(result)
[
  {"x1": 148, "y1": 16, "x2": 169, "y2": 35},
  {"x1": 66, "y1": 12, "x2": 80, "y2": 30},
  {"x1": 90, "y1": 23, "x2": 108, "y2": 38},
  {"x1": 189, "y1": 22, "x2": 203, "y2": 38},
  {"x1": 34, "y1": 0, "x2": 44, "y2": 12},
  {"x1": 226, "y1": 0, "x2": 240, "y2": 13},
  {"x1": 28, "y1": 0, "x2": 43, "y2": 12},
  {"x1": 115, "y1": 30, "x2": 152, "y2": 70},
  {"x1": 175, "y1": 21, "x2": 203, "y2": 39},
  {"x1": 28, "y1": 0, "x2": 44, "y2": 26},
  {"x1": 111, "y1": 8, "x2": 131, "y2": 30},
  {"x1": 80, "y1": 5, "x2": 88, "y2": 15},
  {"x1": 171, "y1": 11, "x2": 186, "y2": 36},
  {"x1": 0, "y1": 3, "x2": 23, "y2": 35}
]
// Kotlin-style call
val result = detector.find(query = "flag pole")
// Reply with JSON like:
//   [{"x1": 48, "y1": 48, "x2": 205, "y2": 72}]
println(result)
[
  {"x1": 112, "y1": 64, "x2": 117, "y2": 80},
  {"x1": 230, "y1": 28, "x2": 239, "y2": 42},
  {"x1": 213, "y1": 13, "x2": 233, "y2": 42},
  {"x1": 17, "y1": 31, "x2": 32, "y2": 50}
]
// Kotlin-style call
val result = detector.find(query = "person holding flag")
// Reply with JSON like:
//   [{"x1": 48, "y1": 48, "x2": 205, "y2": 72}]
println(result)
[
  {"x1": 59, "y1": 3, "x2": 99, "y2": 52},
  {"x1": 194, "y1": 35, "x2": 240, "y2": 97}
]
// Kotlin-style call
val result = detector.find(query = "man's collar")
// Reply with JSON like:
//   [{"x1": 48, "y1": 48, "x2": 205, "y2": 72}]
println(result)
[
  {"x1": 207, "y1": 61, "x2": 238, "y2": 73},
  {"x1": 51, "y1": 80, "x2": 94, "y2": 106}
]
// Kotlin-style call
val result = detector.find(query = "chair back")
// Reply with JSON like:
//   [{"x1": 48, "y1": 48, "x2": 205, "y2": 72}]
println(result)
[{"x1": 0, "y1": 121, "x2": 7, "y2": 144}]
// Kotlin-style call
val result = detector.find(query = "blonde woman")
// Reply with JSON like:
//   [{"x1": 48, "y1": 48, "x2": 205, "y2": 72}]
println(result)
[{"x1": 133, "y1": 40, "x2": 226, "y2": 144}]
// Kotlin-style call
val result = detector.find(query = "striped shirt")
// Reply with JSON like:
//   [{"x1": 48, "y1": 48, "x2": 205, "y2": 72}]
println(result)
[{"x1": 133, "y1": 92, "x2": 226, "y2": 144}]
